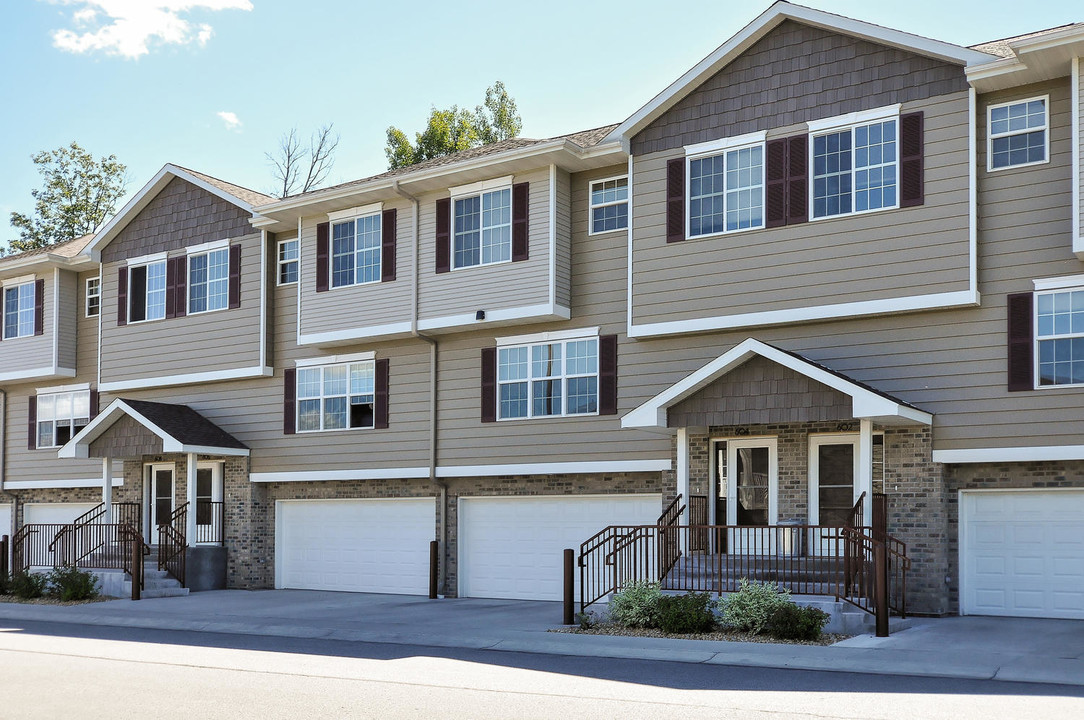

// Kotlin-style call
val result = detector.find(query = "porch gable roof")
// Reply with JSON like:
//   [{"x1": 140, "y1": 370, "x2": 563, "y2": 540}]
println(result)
[{"x1": 621, "y1": 338, "x2": 932, "y2": 430}]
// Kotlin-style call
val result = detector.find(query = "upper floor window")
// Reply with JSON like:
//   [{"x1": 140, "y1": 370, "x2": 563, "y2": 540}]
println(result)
[
  {"x1": 1036, "y1": 288, "x2": 1084, "y2": 386},
  {"x1": 688, "y1": 144, "x2": 764, "y2": 237},
  {"x1": 497, "y1": 337, "x2": 598, "y2": 420},
  {"x1": 188, "y1": 247, "x2": 229, "y2": 314},
  {"x1": 3, "y1": 281, "x2": 35, "y2": 339},
  {"x1": 296, "y1": 361, "x2": 375, "y2": 432},
  {"x1": 37, "y1": 390, "x2": 90, "y2": 448},
  {"x1": 812, "y1": 118, "x2": 897, "y2": 219},
  {"x1": 85, "y1": 277, "x2": 100, "y2": 317},
  {"x1": 589, "y1": 177, "x2": 629, "y2": 234},
  {"x1": 332, "y1": 213, "x2": 381, "y2": 288},
  {"x1": 278, "y1": 239, "x2": 298, "y2": 285},
  {"x1": 988, "y1": 96, "x2": 1047, "y2": 171},
  {"x1": 454, "y1": 187, "x2": 511, "y2": 269},
  {"x1": 129, "y1": 259, "x2": 166, "y2": 323}
]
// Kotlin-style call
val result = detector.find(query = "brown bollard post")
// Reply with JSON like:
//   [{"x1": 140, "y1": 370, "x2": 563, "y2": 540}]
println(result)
[
  {"x1": 429, "y1": 540, "x2": 439, "y2": 599},
  {"x1": 0, "y1": 535, "x2": 8, "y2": 579},
  {"x1": 563, "y1": 548, "x2": 575, "y2": 625},
  {"x1": 875, "y1": 541, "x2": 889, "y2": 638},
  {"x1": 131, "y1": 538, "x2": 141, "y2": 601}
]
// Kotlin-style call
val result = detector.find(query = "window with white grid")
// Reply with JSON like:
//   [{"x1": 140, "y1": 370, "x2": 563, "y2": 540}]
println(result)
[
  {"x1": 332, "y1": 213, "x2": 382, "y2": 288},
  {"x1": 497, "y1": 337, "x2": 598, "y2": 420},
  {"x1": 296, "y1": 361, "x2": 376, "y2": 432}
]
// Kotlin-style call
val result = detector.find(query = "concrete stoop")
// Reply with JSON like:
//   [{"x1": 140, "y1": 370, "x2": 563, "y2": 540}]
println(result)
[{"x1": 89, "y1": 564, "x2": 189, "y2": 600}]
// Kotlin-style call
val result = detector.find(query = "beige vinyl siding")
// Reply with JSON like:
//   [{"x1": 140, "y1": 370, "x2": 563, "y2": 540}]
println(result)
[
  {"x1": 76, "y1": 270, "x2": 99, "y2": 373},
  {"x1": 298, "y1": 200, "x2": 413, "y2": 337},
  {"x1": 56, "y1": 270, "x2": 78, "y2": 370},
  {"x1": 555, "y1": 168, "x2": 572, "y2": 309},
  {"x1": 0, "y1": 271, "x2": 53, "y2": 374},
  {"x1": 99, "y1": 232, "x2": 263, "y2": 385},
  {"x1": 417, "y1": 167, "x2": 554, "y2": 321},
  {"x1": 631, "y1": 91, "x2": 972, "y2": 326}
]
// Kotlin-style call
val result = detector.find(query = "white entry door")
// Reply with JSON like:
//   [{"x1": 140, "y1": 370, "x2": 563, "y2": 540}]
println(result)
[
  {"x1": 194, "y1": 462, "x2": 223, "y2": 545},
  {"x1": 146, "y1": 463, "x2": 175, "y2": 534},
  {"x1": 808, "y1": 434, "x2": 864, "y2": 556},
  {"x1": 719, "y1": 438, "x2": 777, "y2": 554}
]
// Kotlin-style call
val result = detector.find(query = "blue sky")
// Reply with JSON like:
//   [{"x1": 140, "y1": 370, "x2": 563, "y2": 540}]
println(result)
[{"x1": 1, "y1": 0, "x2": 1080, "y2": 249}]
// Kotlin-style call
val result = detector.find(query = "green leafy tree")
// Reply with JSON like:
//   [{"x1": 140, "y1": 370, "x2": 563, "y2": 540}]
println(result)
[
  {"x1": 385, "y1": 81, "x2": 524, "y2": 169},
  {"x1": 8, "y1": 142, "x2": 127, "y2": 253}
]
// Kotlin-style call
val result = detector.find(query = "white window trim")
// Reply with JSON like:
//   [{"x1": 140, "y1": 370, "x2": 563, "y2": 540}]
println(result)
[
  {"x1": 684, "y1": 129, "x2": 767, "y2": 157},
  {"x1": 587, "y1": 175, "x2": 630, "y2": 236},
  {"x1": 496, "y1": 334, "x2": 601, "y2": 422},
  {"x1": 125, "y1": 251, "x2": 168, "y2": 267},
  {"x1": 2, "y1": 279, "x2": 35, "y2": 340},
  {"x1": 449, "y1": 176, "x2": 513, "y2": 200},
  {"x1": 126, "y1": 257, "x2": 167, "y2": 325},
  {"x1": 0, "y1": 273, "x2": 35, "y2": 287},
  {"x1": 809, "y1": 110, "x2": 902, "y2": 222},
  {"x1": 450, "y1": 184, "x2": 514, "y2": 272},
  {"x1": 35, "y1": 388, "x2": 91, "y2": 449},
  {"x1": 330, "y1": 211, "x2": 383, "y2": 289},
  {"x1": 277, "y1": 238, "x2": 299, "y2": 286},
  {"x1": 496, "y1": 326, "x2": 600, "y2": 347},
  {"x1": 183, "y1": 238, "x2": 230, "y2": 256},
  {"x1": 805, "y1": 104, "x2": 902, "y2": 134},
  {"x1": 1033, "y1": 285, "x2": 1084, "y2": 390},
  {"x1": 328, "y1": 201, "x2": 383, "y2": 223},
  {"x1": 187, "y1": 246, "x2": 230, "y2": 316},
  {"x1": 85, "y1": 276, "x2": 101, "y2": 318},
  {"x1": 685, "y1": 137, "x2": 766, "y2": 240},
  {"x1": 986, "y1": 95, "x2": 1050, "y2": 173},
  {"x1": 295, "y1": 350, "x2": 375, "y2": 367},
  {"x1": 1033, "y1": 274, "x2": 1084, "y2": 291},
  {"x1": 295, "y1": 359, "x2": 377, "y2": 434}
]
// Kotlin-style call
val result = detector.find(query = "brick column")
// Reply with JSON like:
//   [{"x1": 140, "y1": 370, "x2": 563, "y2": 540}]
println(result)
[{"x1": 223, "y1": 456, "x2": 271, "y2": 588}]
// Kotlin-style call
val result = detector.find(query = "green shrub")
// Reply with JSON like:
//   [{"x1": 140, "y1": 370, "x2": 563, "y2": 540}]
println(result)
[
  {"x1": 716, "y1": 578, "x2": 792, "y2": 634},
  {"x1": 0, "y1": 572, "x2": 10, "y2": 595},
  {"x1": 575, "y1": 611, "x2": 596, "y2": 630},
  {"x1": 609, "y1": 581, "x2": 662, "y2": 628},
  {"x1": 768, "y1": 603, "x2": 830, "y2": 641},
  {"x1": 10, "y1": 572, "x2": 48, "y2": 599},
  {"x1": 47, "y1": 565, "x2": 100, "y2": 602},
  {"x1": 657, "y1": 592, "x2": 716, "y2": 634}
]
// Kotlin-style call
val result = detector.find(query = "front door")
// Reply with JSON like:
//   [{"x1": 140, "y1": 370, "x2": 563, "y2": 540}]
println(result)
[
  {"x1": 146, "y1": 464, "x2": 175, "y2": 537},
  {"x1": 718, "y1": 438, "x2": 777, "y2": 554},
  {"x1": 809, "y1": 434, "x2": 861, "y2": 555}
]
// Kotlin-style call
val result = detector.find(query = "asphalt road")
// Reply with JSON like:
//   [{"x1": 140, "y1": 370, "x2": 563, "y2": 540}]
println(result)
[{"x1": 0, "y1": 620, "x2": 1081, "y2": 719}]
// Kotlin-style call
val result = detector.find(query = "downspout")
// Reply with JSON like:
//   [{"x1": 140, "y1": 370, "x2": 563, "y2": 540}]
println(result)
[
  {"x1": 0, "y1": 389, "x2": 6, "y2": 491},
  {"x1": 393, "y1": 180, "x2": 446, "y2": 596}
]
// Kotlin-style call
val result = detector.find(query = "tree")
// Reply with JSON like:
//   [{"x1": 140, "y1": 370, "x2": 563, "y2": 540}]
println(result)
[
  {"x1": 385, "y1": 81, "x2": 524, "y2": 170},
  {"x1": 8, "y1": 142, "x2": 127, "y2": 253},
  {"x1": 266, "y1": 123, "x2": 340, "y2": 198}
]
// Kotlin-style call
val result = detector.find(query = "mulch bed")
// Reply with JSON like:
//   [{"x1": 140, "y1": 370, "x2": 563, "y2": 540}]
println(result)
[
  {"x1": 0, "y1": 594, "x2": 110, "y2": 606},
  {"x1": 550, "y1": 623, "x2": 848, "y2": 646}
]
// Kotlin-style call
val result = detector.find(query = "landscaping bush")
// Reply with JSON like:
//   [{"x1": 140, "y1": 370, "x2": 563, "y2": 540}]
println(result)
[
  {"x1": 47, "y1": 565, "x2": 100, "y2": 602},
  {"x1": 0, "y1": 572, "x2": 10, "y2": 595},
  {"x1": 656, "y1": 592, "x2": 715, "y2": 634},
  {"x1": 609, "y1": 581, "x2": 662, "y2": 628},
  {"x1": 768, "y1": 603, "x2": 830, "y2": 641},
  {"x1": 9, "y1": 572, "x2": 48, "y2": 599},
  {"x1": 716, "y1": 578, "x2": 792, "y2": 634}
]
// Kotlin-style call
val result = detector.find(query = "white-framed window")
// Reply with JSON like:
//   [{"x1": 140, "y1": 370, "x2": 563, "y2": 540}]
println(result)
[
  {"x1": 497, "y1": 337, "x2": 599, "y2": 420},
  {"x1": 988, "y1": 96, "x2": 1048, "y2": 171},
  {"x1": 454, "y1": 187, "x2": 511, "y2": 269},
  {"x1": 36, "y1": 390, "x2": 90, "y2": 448},
  {"x1": 278, "y1": 239, "x2": 298, "y2": 285},
  {"x1": 188, "y1": 247, "x2": 229, "y2": 314},
  {"x1": 129, "y1": 259, "x2": 167, "y2": 323},
  {"x1": 687, "y1": 142, "x2": 765, "y2": 237},
  {"x1": 85, "y1": 277, "x2": 100, "y2": 317},
  {"x1": 811, "y1": 117, "x2": 898, "y2": 219},
  {"x1": 3, "y1": 281, "x2": 35, "y2": 339},
  {"x1": 296, "y1": 361, "x2": 375, "y2": 432},
  {"x1": 589, "y1": 176, "x2": 629, "y2": 234},
  {"x1": 332, "y1": 213, "x2": 381, "y2": 288},
  {"x1": 1035, "y1": 287, "x2": 1084, "y2": 386}
]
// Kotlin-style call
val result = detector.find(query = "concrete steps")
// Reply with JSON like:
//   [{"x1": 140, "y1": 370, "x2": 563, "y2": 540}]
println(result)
[{"x1": 88, "y1": 555, "x2": 188, "y2": 599}]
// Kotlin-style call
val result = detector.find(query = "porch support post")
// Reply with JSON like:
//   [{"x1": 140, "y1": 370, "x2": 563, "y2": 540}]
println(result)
[
  {"x1": 102, "y1": 457, "x2": 113, "y2": 524},
  {"x1": 858, "y1": 418, "x2": 873, "y2": 527},
  {"x1": 676, "y1": 427, "x2": 690, "y2": 553},
  {"x1": 186, "y1": 453, "x2": 197, "y2": 543}
]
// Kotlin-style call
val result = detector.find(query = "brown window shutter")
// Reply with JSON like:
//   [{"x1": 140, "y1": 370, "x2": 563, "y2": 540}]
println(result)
[
  {"x1": 27, "y1": 396, "x2": 37, "y2": 450},
  {"x1": 175, "y1": 258, "x2": 187, "y2": 318},
  {"x1": 381, "y1": 209, "x2": 397, "y2": 282},
  {"x1": 316, "y1": 222, "x2": 330, "y2": 292},
  {"x1": 33, "y1": 279, "x2": 44, "y2": 335},
  {"x1": 598, "y1": 334, "x2": 619, "y2": 415},
  {"x1": 89, "y1": 389, "x2": 99, "y2": 418},
  {"x1": 117, "y1": 267, "x2": 128, "y2": 327},
  {"x1": 666, "y1": 158, "x2": 685, "y2": 243},
  {"x1": 899, "y1": 111, "x2": 925, "y2": 208},
  {"x1": 283, "y1": 368, "x2": 296, "y2": 434},
  {"x1": 228, "y1": 244, "x2": 242, "y2": 309},
  {"x1": 765, "y1": 138, "x2": 788, "y2": 228},
  {"x1": 1007, "y1": 292, "x2": 1034, "y2": 392},
  {"x1": 480, "y1": 347, "x2": 496, "y2": 423},
  {"x1": 435, "y1": 198, "x2": 451, "y2": 273},
  {"x1": 786, "y1": 134, "x2": 808, "y2": 224},
  {"x1": 0, "y1": 290, "x2": 3, "y2": 342},
  {"x1": 374, "y1": 358, "x2": 390, "y2": 429},
  {"x1": 165, "y1": 257, "x2": 178, "y2": 319},
  {"x1": 512, "y1": 182, "x2": 529, "y2": 261}
]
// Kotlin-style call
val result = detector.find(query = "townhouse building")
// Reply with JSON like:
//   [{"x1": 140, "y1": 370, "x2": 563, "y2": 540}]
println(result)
[{"x1": 2, "y1": 1, "x2": 1083, "y2": 619}]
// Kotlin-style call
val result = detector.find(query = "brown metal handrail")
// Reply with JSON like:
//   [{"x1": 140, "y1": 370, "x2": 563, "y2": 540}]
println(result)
[
  {"x1": 157, "y1": 503, "x2": 187, "y2": 587},
  {"x1": 657, "y1": 494, "x2": 684, "y2": 527},
  {"x1": 12, "y1": 522, "x2": 148, "y2": 576},
  {"x1": 839, "y1": 526, "x2": 910, "y2": 618},
  {"x1": 48, "y1": 502, "x2": 141, "y2": 561}
]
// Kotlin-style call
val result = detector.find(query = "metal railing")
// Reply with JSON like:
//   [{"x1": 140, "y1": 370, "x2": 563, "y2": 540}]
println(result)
[
  {"x1": 12, "y1": 521, "x2": 148, "y2": 580},
  {"x1": 46, "y1": 502, "x2": 141, "y2": 564},
  {"x1": 840, "y1": 526, "x2": 910, "y2": 618},
  {"x1": 193, "y1": 500, "x2": 224, "y2": 545},
  {"x1": 157, "y1": 503, "x2": 187, "y2": 587}
]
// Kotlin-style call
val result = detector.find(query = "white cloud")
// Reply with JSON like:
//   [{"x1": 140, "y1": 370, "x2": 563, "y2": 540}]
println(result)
[
  {"x1": 43, "y1": 1, "x2": 253, "y2": 59},
  {"x1": 216, "y1": 111, "x2": 242, "y2": 131}
]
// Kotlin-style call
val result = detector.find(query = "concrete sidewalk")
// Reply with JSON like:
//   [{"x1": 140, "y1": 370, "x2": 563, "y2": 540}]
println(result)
[{"x1": 0, "y1": 590, "x2": 1081, "y2": 686}]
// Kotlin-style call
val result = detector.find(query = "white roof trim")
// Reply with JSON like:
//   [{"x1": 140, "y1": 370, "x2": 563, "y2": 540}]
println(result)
[
  {"x1": 621, "y1": 338, "x2": 932, "y2": 429},
  {"x1": 606, "y1": 1, "x2": 997, "y2": 143}
]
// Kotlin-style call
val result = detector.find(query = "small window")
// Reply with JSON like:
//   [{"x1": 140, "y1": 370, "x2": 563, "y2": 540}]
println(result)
[
  {"x1": 36, "y1": 390, "x2": 90, "y2": 448},
  {"x1": 296, "y1": 361, "x2": 375, "y2": 432},
  {"x1": 988, "y1": 96, "x2": 1048, "y2": 171},
  {"x1": 589, "y1": 177, "x2": 629, "y2": 234},
  {"x1": 2, "y1": 282, "x2": 35, "y2": 339},
  {"x1": 85, "y1": 277, "x2": 100, "y2": 317},
  {"x1": 812, "y1": 118, "x2": 898, "y2": 219},
  {"x1": 332, "y1": 214, "x2": 381, "y2": 288},
  {"x1": 497, "y1": 337, "x2": 598, "y2": 420},
  {"x1": 454, "y1": 188, "x2": 511, "y2": 269},
  {"x1": 1036, "y1": 288, "x2": 1084, "y2": 386},
  {"x1": 129, "y1": 260, "x2": 166, "y2": 323},
  {"x1": 188, "y1": 248, "x2": 229, "y2": 314},
  {"x1": 278, "y1": 239, "x2": 298, "y2": 285},
  {"x1": 688, "y1": 145, "x2": 764, "y2": 237}
]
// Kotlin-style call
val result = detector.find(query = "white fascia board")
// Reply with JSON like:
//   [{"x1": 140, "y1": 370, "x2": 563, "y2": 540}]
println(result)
[
  {"x1": 435, "y1": 459, "x2": 672, "y2": 478},
  {"x1": 97, "y1": 365, "x2": 272, "y2": 393},
  {"x1": 417, "y1": 303, "x2": 571, "y2": 333},
  {"x1": 250, "y1": 467, "x2": 431, "y2": 483},
  {"x1": 1073, "y1": 57, "x2": 1082, "y2": 258},
  {"x1": 0, "y1": 366, "x2": 76, "y2": 383},
  {"x1": 629, "y1": 289, "x2": 980, "y2": 339},
  {"x1": 58, "y1": 399, "x2": 171, "y2": 459},
  {"x1": 170, "y1": 444, "x2": 249, "y2": 457},
  {"x1": 328, "y1": 202, "x2": 383, "y2": 222},
  {"x1": 296, "y1": 321, "x2": 414, "y2": 347},
  {"x1": 496, "y1": 326, "x2": 600, "y2": 347},
  {"x1": 295, "y1": 351, "x2": 375, "y2": 367},
  {"x1": 4, "y1": 478, "x2": 124, "y2": 490},
  {"x1": 934, "y1": 445, "x2": 1084, "y2": 464}
]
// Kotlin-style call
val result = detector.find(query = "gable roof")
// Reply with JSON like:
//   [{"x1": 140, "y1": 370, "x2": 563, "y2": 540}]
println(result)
[
  {"x1": 621, "y1": 338, "x2": 932, "y2": 430},
  {"x1": 0, "y1": 234, "x2": 97, "y2": 272},
  {"x1": 606, "y1": 1, "x2": 998, "y2": 144}
]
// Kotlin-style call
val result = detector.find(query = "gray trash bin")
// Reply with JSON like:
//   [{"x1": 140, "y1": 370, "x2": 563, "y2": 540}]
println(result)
[{"x1": 776, "y1": 518, "x2": 805, "y2": 557}]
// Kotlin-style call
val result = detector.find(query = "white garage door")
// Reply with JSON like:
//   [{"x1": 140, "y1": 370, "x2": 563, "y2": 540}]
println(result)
[
  {"x1": 276, "y1": 498, "x2": 434, "y2": 595},
  {"x1": 961, "y1": 490, "x2": 1084, "y2": 619},
  {"x1": 23, "y1": 503, "x2": 97, "y2": 525},
  {"x1": 458, "y1": 494, "x2": 662, "y2": 601}
]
